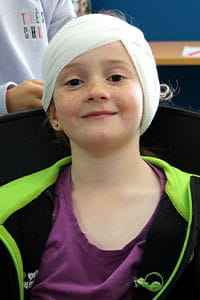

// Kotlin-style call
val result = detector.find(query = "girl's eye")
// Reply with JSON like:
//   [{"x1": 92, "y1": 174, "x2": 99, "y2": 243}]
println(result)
[
  {"x1": 108, "y1": 75, "x2": 124, "y2": 82},
  {"x1": 66, "y1": 79, "x2": 83, "y2": 86}
]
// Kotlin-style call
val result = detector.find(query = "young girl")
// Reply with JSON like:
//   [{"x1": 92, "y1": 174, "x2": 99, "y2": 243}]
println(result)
[{"x1": 0, "y1": 13, "x2": 200, "y2": 300}]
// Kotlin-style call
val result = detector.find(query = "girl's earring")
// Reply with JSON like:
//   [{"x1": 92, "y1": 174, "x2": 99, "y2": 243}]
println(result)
[{"x1": 53, "y1": 122, "x2": 61, "y2": 130}]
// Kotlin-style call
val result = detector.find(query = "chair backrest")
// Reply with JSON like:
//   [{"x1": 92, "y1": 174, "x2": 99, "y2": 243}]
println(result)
[
  {"x1": 0, "y1": 109, "x2": 67, "y2": 185},
  {"x1": 0, "y1": 105, "x2": 199, "y2": 185},
  {"x1": 141, "y1": 105, "x2": 200, "y2": 174}
]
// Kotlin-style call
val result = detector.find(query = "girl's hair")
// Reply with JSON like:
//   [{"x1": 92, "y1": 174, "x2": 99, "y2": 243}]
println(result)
[
  {"x1": 98, "y1": 9, "x2": 126, "y2": 21},
  {"x1": 160, "y1": 83, "x2": 174, "y2": 102},
  {"x1": 43, "y1": 110, "x2": 71, "y2": 157}
]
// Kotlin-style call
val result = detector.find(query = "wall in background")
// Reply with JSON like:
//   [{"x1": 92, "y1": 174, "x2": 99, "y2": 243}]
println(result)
[{"x1": 91, "y1": 0, "x2": 200, "y2": 41}]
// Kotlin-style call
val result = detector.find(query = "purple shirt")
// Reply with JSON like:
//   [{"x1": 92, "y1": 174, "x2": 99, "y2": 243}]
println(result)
[{"x1": 31, "y1": 163, "x2": 166, "y2": 299}]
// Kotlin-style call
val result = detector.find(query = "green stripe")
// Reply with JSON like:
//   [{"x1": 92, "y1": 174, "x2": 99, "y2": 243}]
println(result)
[
  {"x1": 0, "y1": 156, "x2": 71, "y2": 224},
  {"x1": 0, "y1": 226, "x2": 24, "y2": 300},
  {"x1": 143, "y1": 156, "x2": 198, "y2": 221}
]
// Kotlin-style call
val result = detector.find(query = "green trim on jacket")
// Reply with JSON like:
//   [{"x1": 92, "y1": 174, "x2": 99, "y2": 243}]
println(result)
[
  {"x1": 144, "y1": 156, "x2": 196, "y2": 221},
  {"x1": 0, "y1": 225, "x2": 24, "y2": 300},
  {"x1": 0, "y1": 156, "x2": 198, "y2": 300},
  {"x1": 0, "y1": 156, "x2": 72, "y2": 225}
]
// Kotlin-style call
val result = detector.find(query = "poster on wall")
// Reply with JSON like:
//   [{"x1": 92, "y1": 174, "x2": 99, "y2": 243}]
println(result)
[{"x1": 72, "y1": 0, "x2": 91, "y2": 16}]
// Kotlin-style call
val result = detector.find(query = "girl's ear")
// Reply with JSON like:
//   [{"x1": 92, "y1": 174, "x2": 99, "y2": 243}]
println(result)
[{"x1": 48, "y1": 103, "x2": 62, "y2": 131}]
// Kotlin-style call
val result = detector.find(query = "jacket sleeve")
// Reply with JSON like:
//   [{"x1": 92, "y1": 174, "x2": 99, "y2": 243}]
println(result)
[{"x1": 45, "y1": 0, "x2": 76, "y2": 41}]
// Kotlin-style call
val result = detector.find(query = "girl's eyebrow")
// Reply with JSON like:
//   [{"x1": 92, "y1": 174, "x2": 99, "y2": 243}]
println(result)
[
  {"x1": 102, "y1": 59, "x2": 136, "y2": 72},
  {"x1": 59, "y1": 59, "x2": 136, "y2": 79},
  {"x1": 57, "y1": 63, "x2": 84, "y2": 81},
  {"x1": 103, "y1": 59, "x2": 133, "y2": 65},
  {"x1": 61, "y1": 62, "x2": 83, "y2": 73},
  {"x1": 100, "y1": 59, "x2": 135, "y2": 68},
  {"x1": 65, "y1": 58, "x2": 134, "y2": 69},
  {"x1": 102, "y1": 58, "x2": 136, "y2": 72}
]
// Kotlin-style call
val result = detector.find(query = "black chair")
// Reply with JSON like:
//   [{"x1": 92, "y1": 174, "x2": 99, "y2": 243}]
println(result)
[
  {"x1": 141, "y1": 105, "x2": 200, "y2": 174},
  {"x1": 0, "y1": 105, "x2": 199, "y2": 186},
  {"x1": 0, "y1": 109, "x2": 67, "y2": 185}
]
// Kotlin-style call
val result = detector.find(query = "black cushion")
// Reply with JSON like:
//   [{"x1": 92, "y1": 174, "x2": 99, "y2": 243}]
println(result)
[
  {"x1": 0, "y1": 109, "x2": 67, "y2": 185},
  {"x1": 141, "y1": 105, "x2": 200, "y2": 174}
]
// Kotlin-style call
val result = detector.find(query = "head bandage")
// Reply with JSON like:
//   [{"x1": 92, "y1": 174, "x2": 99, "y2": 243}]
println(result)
[{"x1": 42, "y1": 14, "x2": 160, "y2": 135}]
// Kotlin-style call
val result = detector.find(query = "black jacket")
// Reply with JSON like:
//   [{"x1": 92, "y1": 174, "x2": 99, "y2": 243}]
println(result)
[{"x1": 0, "y1": 157, "x2": 200, "y2": 300}]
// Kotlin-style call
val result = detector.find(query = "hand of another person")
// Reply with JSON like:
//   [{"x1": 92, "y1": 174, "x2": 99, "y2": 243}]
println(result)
[{"x1": 6, "y1": 79, "x2": 44, "y2": 113}]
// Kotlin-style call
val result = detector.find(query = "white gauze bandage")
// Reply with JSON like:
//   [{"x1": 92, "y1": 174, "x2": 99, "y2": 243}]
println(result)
[{"x1": 42, "y1": 14, "x2": 160, "y2": 135}]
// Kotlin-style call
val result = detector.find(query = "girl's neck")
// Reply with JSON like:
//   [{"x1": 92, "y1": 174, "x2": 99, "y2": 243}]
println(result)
[
  {"x1": 69, "y1": 141, "x2": 161, "y2": 251},
  {"x1": 70, "y1": 140, "x2": 151, "y2": 192}
]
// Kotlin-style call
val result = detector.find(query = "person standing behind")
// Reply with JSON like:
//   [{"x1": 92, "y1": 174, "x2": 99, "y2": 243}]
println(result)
[{"x1": 0, "y1": 0, "x2": 76, "y2": 116}]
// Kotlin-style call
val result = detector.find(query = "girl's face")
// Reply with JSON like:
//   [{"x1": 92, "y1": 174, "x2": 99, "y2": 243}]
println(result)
[{"x1": 49, "y1": 41, "x2": 143, "y2": 152}]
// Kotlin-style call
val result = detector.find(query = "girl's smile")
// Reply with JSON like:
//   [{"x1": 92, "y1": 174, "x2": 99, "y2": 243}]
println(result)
[{"x1": 81, "y1": 110, "x2": 118, "y2": 120}]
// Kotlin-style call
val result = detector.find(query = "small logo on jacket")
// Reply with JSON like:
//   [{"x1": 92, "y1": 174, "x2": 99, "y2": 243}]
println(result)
[
  {"x1": 20, "y1": 8, "x2": 47, "y2": 39},
  {"x1": 24, "y1": 270, "x2": 38, "y2": 289}
]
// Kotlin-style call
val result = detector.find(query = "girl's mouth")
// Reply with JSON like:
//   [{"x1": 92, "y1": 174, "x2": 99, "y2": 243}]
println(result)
[{"x1": 82, "y1": 111, "x2": 117, "y2": 119}]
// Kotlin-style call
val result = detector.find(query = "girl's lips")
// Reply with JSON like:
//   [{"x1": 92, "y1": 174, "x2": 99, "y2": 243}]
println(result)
[{"x1": 82, "y1": 111, "x2": 117, "y2": 119}]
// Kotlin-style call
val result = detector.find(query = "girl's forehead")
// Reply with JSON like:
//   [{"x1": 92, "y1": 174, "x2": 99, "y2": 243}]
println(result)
[{"x1": 59, "y1": 41, "x2": 135, "y2": 71}]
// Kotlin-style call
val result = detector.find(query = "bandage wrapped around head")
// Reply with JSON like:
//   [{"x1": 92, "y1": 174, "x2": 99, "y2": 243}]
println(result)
[{"x1": 42, "y1": 13, "x2": 160, "y2": 135}]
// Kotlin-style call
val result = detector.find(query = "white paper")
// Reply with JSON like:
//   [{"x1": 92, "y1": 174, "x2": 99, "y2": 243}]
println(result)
[{"x1": 182, "y1": 46, "x2": 200, "y2": 57}]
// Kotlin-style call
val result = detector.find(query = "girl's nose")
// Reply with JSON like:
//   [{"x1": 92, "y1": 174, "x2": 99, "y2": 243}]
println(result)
[{"x1": 87, "y1": 81, "x2": 110, "y2": 101}]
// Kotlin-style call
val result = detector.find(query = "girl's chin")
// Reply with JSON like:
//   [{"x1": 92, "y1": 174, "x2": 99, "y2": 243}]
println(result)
[{"x1": 72, "y1": 134, "x2": 131, "y2": 152}]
